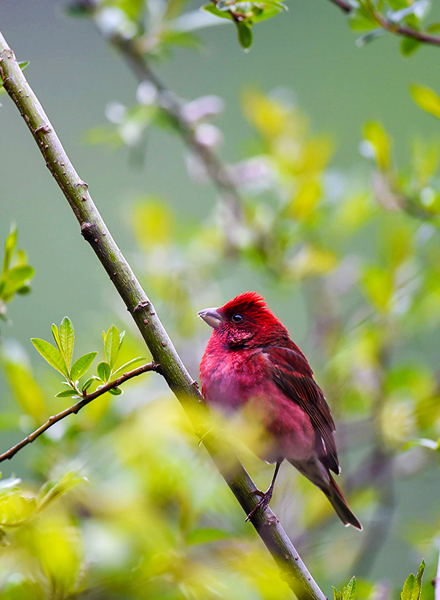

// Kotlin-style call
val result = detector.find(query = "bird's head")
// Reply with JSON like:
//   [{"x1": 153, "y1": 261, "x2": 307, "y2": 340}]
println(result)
[{"x1": 198, "y1": 292, "x2": 289, "y2": 349}]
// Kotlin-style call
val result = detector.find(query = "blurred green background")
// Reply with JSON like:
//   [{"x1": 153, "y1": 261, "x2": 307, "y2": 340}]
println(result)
[{"x1": 1, "y1": 1, "x2": 440, "y2": 598}]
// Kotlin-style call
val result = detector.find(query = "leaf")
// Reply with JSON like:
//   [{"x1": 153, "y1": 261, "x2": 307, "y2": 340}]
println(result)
[
  {"x1": 59, "y1": 316, "x2": 75, "y2": 370},
  {"x1": 362, "y1": 266, "x2": 393, "y2": 313},
  {"x1": 118, "y1": 330, "x2": 125, "y2": 350},
  {"x1": 363, "y1": 121, "x2": 391, "y2": 171},
  {"x1": 37, "y1": 471, "x2": 86, "y2": 511},
  {"x1": 111, "y1": 356, "x2": 147, "y2": 377},
  {"x1": 400, "y1": 560, "x2": 425, "y2": 600},
  {"x1": 31, "y1": 338, "x2": 69, "y2": 377},
  {"x1": 51, "y1": 323, "x2": 62, "y2": 352},
  {"x1": 97, "y1": 361, "x2": 111, "y2": 382},
  {"x1": 288, "y1": 180, "x2": 322, "y2": 220},
  {"x1": 108, "y1": 387, "x2": 123, "y2": 395},
  {"x1": 104, "y1": 325, "x2": 120, "y2": 369},
  {"x1": 237, "y1": 21, "x2": 253, "y2": 49},
  {"x1": 203, "y1": 4, "x2": 234, "y2": 20},
  {"x1": 82, "y1": 375, "x2": 101, "y2": 393},
  {"x1": 333, "y1": 577, "x2": 356, "y2": 600},
  {"x1": 400, "y1": 37, "x2": 421, "y2": 56},
  {"x1": 2, "y1": 351, "x2": 46, "y2": 422},
  {"x1": 55, "y1": 389, "x2": 80, "y2": 398},
  {"x1": 411, "y1": 84, "x2": 440, "y2": 119},
  {"x1": 0, "y1": 265, "x2": 35, "y2": 301},
  {"x1": 2, "y1": 224, "x2": 17, "y2": 273},
  {"x1": 70, "y1": 351, "x2": 98, "y2": 382}
]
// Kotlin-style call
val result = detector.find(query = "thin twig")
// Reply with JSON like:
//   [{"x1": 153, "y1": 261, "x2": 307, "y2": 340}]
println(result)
[
  {"x1": 327, "y1": 0, "x2": 440, "y2": 47},
  {"x1": 0, "y1": 31, "x2": 326, "y2": 600},
  {"x1": 0, "y1": 362, "x2": 159, "y2": 463}
]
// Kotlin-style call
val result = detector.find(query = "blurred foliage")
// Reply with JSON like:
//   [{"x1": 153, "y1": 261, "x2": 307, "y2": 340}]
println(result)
[
  {"x1": 1, "y1": 0, "x2": 440, "y2": 598},
  {"x1": 0, "y1": 224, "x2": 34, "y2": 326}
]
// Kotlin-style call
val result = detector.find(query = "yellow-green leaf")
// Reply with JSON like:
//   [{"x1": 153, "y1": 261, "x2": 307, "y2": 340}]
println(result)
[
  {"x1": 70, "y1": 351, "x2": 97, "y2": 382},
  {"x1": 411, "y1": 84, "x2": 440, "y2": 119},
  {"x1": 362, "y1": 266, "x2": 393, "y2": 312},
  {"x1": 31, "y1": 338, "x2": 69, "y2": 377},
  {"x1": 59, "y1": 316, "x2": 74, "y2": 370},
  {"x1": 363, "y1": 121, "x2": 391, "y2": 171}
]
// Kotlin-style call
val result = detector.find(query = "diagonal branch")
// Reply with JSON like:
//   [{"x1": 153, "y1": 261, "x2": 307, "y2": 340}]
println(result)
[
  {"x1": 327, "y1": 0, "x2": 440, "y2": 47},
  {"x1": 0, "y1": 31, "x2": 326, "y2": 600},
  {"x1": 0, "y1": 362, "x2": 159, "y2": 463}
]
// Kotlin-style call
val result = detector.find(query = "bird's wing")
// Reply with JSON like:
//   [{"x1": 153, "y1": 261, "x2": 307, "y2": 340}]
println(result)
[{"x1": 263, "y1": 346, "x2": 340, "y2": 474}]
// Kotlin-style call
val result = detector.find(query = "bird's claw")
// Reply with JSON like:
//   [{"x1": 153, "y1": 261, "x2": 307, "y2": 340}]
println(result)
[{"x1": 245, "y1": 490, "x2": 273, "y2": 521}]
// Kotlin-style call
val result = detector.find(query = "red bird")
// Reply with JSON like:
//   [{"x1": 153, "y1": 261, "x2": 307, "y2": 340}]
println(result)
[{"x1": 199, "y1": 292, "x2": 362, "y2": 530}]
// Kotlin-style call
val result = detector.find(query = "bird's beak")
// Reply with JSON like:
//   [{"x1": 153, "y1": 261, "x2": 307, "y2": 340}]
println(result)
[{"x1": 198, "y1": 307, "x2": 223, "y2": 329}]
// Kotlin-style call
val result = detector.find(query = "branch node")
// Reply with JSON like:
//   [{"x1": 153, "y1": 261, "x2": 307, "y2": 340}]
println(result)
[
  {"x1": 133, "y1": 300, "x2": 150, "y2": 312},
  {"x1": 34, "y1": 125, "x2": 50, "y2": 134}
]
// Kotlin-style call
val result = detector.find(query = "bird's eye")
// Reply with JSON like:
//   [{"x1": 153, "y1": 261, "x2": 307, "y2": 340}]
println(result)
[{"x1": 231, "y1": 313, "x2": 243, "y2": 323}]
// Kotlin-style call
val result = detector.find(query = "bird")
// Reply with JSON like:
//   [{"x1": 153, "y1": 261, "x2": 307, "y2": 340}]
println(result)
[{"x1": 198, "y1": 291, "x2": 362, "y2": 530}]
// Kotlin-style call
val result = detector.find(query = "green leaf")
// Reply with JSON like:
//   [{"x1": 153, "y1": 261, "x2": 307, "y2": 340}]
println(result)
[
  {"x1": 70, "y1": 351, "x2": 98, "y2": 382},
  {"x1": 203, "y1": 4, "x2": 234, "y2": 20},
  {"x1": 400, "y1": 37, "x2": 421, "y2": 56},
  {"x1": 237, "y1": 21, "x2": 253, "y2": 49},
  {"x1": 59, "y1": 316, "x2": 75, "y2": 370},
  {"x1": 31, "y1": 338, "x2": 69, "y2": 377},
  {"x1": 37, "y1": 471, "x2": 85, "y2": 511},
  {"x1": 112, "y1": 356, "x2": 147, "y2": 377},
  {"x1": 333, "y1": 577, "x2": 356, "y2": 600},
  {"x1": 400, "y1": 560, "x2": 425, "y2": 600},
  {"x1": 349, "y1": 3, "x2": 378, "y2": 31},
  {"x1": 51, "y1": 323, "x2": 62, "y2": 352},
  {"x1": 2, "y1": 224, "x2": 17, "y2": 273},
  {"x1": 55, "y1": 389, "x2": 80, "y2": 398},
  {"x1": 97, "y1": 361, "x2": 111, "y2": 382},
  {"x1": 362, "y1": 266, "x2": 394, "y2": 312},
  {"x1": 363, "y1": 121, "x2": 391, "y2": 171},
  {"x1": 118, "y1": 330, "x2": 125, "y2": 350},
  {"x1": 108, "y1": 387, "x2": 123, "y2": 395},
  {"x1": 104, "y1": 325, "x2": 120, "y2": 369},
  {"x1": 0, "y1": 265, "x2": 35, "y2": 301},
  {"x1": 411, "y1": 84, "x2": 440, "y2": 119},
  {"x1": 82, "y1": 375, "x2": 101, "y2": 393}
]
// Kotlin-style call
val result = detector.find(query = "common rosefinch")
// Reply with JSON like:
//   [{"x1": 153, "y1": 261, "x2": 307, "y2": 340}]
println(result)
[{"x1": 199, "y1": 292, "x2": 362, "y2": 530}]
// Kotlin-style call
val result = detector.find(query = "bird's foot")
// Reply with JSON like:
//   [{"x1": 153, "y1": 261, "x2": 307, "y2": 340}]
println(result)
[{"x1": 245, "y1": 488, "x2": 273, "y2": 522}]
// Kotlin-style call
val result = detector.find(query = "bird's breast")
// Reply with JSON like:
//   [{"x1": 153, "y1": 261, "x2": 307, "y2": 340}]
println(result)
[{"x1": 200, "y1": 349, "x2": 265, "y2": 413}]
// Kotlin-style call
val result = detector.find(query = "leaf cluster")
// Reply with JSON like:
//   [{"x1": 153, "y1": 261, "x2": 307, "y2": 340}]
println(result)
[{"x1": 31, "y1": 318, "x2": 144, "y2": 399}]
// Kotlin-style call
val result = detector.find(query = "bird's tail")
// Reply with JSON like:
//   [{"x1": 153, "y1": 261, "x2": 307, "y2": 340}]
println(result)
[
  {"x1": 324, "y1": 473, "x2": 362, "y2": 530},
  {"x1": 288, "y1": 458, "x2": 362, "y2": 530}
]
